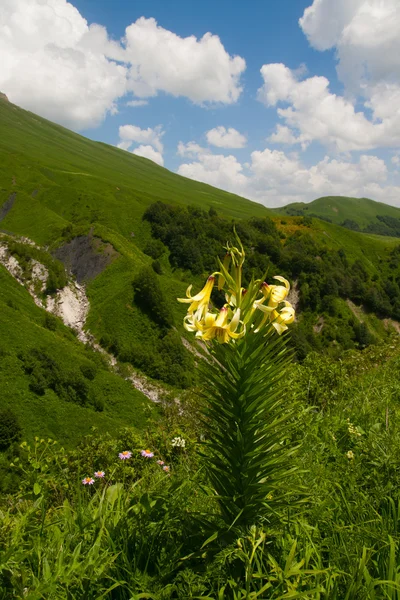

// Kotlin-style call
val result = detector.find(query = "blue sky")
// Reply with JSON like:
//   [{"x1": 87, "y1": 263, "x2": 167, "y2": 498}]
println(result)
[
  {"x1": 74, "y1": 0, "x2": 339, "y2": 169},
  {"x1": 1, "y1": 0, "x2": 400, "y2": 207}
]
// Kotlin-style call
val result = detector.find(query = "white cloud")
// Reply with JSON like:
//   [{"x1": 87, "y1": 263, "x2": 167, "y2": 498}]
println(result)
[
  {"x1": 206, "y1": 126, "x2": 247, "y2": 148},
  {"x1": 124, "y1": 17, "x2": 245, "y2": 104},
  {"x1": 132, "y1": 145, "x2": 164, "y2": 166},
  {"x1": 126, "y1": 99, "x2": 148, "y2": 107},
  {"x1": 178, "y1": 153, "x2": 248, "y2": 193},
  {"x1": 177, "y1": 145, "x2": 400, "y2": 207},
  {"x1": 177, "y1": 141, "x2": 209, "y2": 158},
  {"x1": 257, "y1": 2, "x2": 400, "y2": 153},
  {"x1": 392, "y1": 155, "x2": 400, "y2": 168},
  {"x1": 262, "y1": 0, "x2": 400, "y2": 152},
  {"x1": 267, "y1": 124, "x2": 311, "y2": 150},
  {"x1": 0, "y1": 0, "x2": 127, "y2": 130},
  {"x1": 118, "y1": 124, "x2": 164, "y2": 152},
  {"x1": 0, "y1": 2, "x2": 245, "y2": 130},
  {"x1": 299, "y1": 0, "x2": 400, "y2": 90},
  {"x1": 257, "y1": 63, "x2": 400, "y2": 152}
]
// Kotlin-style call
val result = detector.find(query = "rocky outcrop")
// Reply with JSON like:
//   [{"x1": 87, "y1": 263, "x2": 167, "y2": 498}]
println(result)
[
  {"x1": 46, "y1": 283, "x2": 90, "y2": 343},
  {"x1": 54, "y1": 235, "x2": 119, "y2": 283}
]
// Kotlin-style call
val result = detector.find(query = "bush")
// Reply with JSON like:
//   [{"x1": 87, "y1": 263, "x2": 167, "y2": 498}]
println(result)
[
  {"x1": 152, "y1": 260, "x2": 163, "y2": 275},
  {"x1": 144, "y1": 238, "x2": 167, "y2": 260},
  {"x1": 80, "y1": 363, "x2": 97, "y2": 381},
  {"x1": 44, "y1": 312, "x2": 58, "y2": 331},
  {"x1": 133, "y1": 266, "x2": 174, "y2": 328},
  {"x1": 0, "y1": 408, "x2": 22, "y2": 449},
  {"x1": 19, "y1": 348, "x2": 90, "y2": 406}
]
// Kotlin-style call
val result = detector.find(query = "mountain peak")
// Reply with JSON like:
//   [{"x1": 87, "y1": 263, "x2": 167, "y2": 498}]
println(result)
[{"x1": 0, "y1": 92, "x2": 9, "y2": 102}]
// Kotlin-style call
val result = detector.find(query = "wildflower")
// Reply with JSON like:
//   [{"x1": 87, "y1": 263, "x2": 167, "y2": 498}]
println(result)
[
  {"x1": 171, "y1": 436, "x2": 186, "y2": 448},
  {"x1": 348, "y1": 421, "x2": 362, "y2": 437},
  {"x1": 162, "y1": 465, "x2": 170, "y2": 472},
  {"x1": 346, "y1": 450, "x2": 355, "y2": 460},
  {"x1": 270, "y1": 302, "x2": 295, "y2": 335},
  {"x1": 82, "y1": 477, "x2": 95, "y2": 485},
  {"x1": 178, "y1": 275, "x2": 215, "y2": 317},
  {"x1": 193, "y1": 306, "x2": 246, "y2": 344},
  {"x1": 141, "y1": 449, "x2": 154, "y2": 458},
  {"x1": 266, "y1": 276, "x2": 290, "y2": 307},
  {"x1": 119, "y1": 451, "x2": 132, "y2": 460},
  {"x1": 156, "y1": 460, "x2": 165, "y2": 465},
  {"x1": 255, "y1": 300, "x2": 295, "y2": 335},
  {"x1": 94, "y1": 471, "x2": 105, "y2": 478},
  {"x1": 267, "y1": 493, "x2": 273, "y2": 500}
]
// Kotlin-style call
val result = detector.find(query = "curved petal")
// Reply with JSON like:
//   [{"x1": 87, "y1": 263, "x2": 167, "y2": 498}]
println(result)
[{"x1": 273, "y1": 276, "x2": 290, "y2": 291}]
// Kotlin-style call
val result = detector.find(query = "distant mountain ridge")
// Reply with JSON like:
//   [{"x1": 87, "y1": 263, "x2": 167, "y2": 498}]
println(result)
[{"x1": 275, "y1": 196, "x2": 400, "y2": 237}]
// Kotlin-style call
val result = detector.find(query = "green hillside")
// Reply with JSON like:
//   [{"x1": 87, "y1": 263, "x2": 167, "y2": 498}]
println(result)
[
  {"x1": 0, "y1": 96, "x2": 269, "y2": 249},
  {"x1": 276, "y1": 195, "x2": 400, "y2": 234},
  {"x1": 0, "y1": 264, "x2": 152, "y2": 450}
]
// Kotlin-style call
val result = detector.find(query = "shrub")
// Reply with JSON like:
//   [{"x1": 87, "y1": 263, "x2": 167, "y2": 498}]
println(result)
[
  {"x1": 44, "y1": 312, "x2": 58, "y2": 331},
  {"x1": 151, "y1": 260, "x2": 163, "y2": 275},
  {"x1": 133, "y1": 266, "x2": 174, "y2": 328},
  {"x1": 0, "y1": 408, "x2": 22, "y2": 449},
  {"x1": 144, "y1": 238, "x2": 167, "y2": 259}
]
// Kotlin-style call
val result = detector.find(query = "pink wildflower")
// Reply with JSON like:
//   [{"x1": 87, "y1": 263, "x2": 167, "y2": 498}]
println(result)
[
  {"x1": 94, "y1": 471, "x2": 105, "y2": 478},
  {"x1": 119, "y1": 451, "x2": 132, "y2": 460},
  {"x1": 141, "y1": 449, "x2": 154, "y2": 458},
  {"x1": 156, "y1": 460, "x2": 164, "y2": 466},
  {"x1": 82, "y1": 477, "x2": 95, "y2": 485},
  {"x1": 162, "y1": 465, "x2": 170, "y2": 472}
]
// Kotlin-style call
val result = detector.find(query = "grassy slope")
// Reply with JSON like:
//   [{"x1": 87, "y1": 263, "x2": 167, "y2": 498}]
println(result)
[
  {"x1": 274, "y1": 216, "x2": 399, "y2": 276},
  {"x1": 275, "y1": 196, "x2": 400, "y2": 228},
  {"x1": 0, "y1": 265, "x2": 153, "y2": 447},
  {"x1": 0, "y1": 98, "x2": 269, "y2": 250}
]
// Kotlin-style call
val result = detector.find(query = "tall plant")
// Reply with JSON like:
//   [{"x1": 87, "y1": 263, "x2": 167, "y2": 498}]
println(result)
[{"x1": 178, "y1": 235, "x2": 299, "y2": 531}]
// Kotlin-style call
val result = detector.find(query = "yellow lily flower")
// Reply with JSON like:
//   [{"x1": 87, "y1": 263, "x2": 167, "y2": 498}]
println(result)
[
  {"x1": 178, "y1": 275, "x2": 215, "y2": 316},
  {"x1": 195, "y1": 306, "x2": 245, "y2": 344},
  {"x1": 261, "y1": 276, "x2": 290, "y2": 308},
  {"x1": 270, "y1": 301, "x2": 295, "y2": 335}
]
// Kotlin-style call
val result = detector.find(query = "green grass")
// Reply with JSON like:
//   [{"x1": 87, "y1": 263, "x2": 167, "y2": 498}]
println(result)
[{"x1": 275, "y1": 195, "x2": 400, "y2": 228}]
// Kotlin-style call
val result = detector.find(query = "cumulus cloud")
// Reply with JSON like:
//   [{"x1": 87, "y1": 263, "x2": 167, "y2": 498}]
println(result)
[
  {"x1": 132, "y1": 145, "x2": 164, "y2": 166},
  {"x1": 178, "y1": 153, "x2": 248, "y2": 193},
  {"x1": 0, "y1": 0, "x2": 127, "y2": 130},
  {"x1": 177, "y1": 141, "x2": 209, "y2": 158},
  {"x1": 299, "y1": 0, "x2": 400, "y2": 90},
  {"x1": 259, "y1": 0, "x2": 400, "y2": 152},
  {"x1": 0, "y1": 2, "x2": 245, "y2": 130},
  {"x1": 177, "y1": 145, "x2": 400, "y2": 207},
  {"x1": 392, "y1": 155, "x2": 400, "y2": 168},
  {"x1": 206, "y1": 126, "x2": 247, "y2": 148},
  {"x1": 257, "y1": 2, "x2": 400, "y2": 152},
  {"x1": 118, "y1": 124, "x2": 164, "y2": 152},
  {"x1": 124, "y1": 17, "x2": 245, "y2": 104},
  {"x1": 257, "y1": 63, "x2": 396, "y2": 152},
  {"x1": 267, "y1": 124, "x2": 311, "y2": 150}
]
